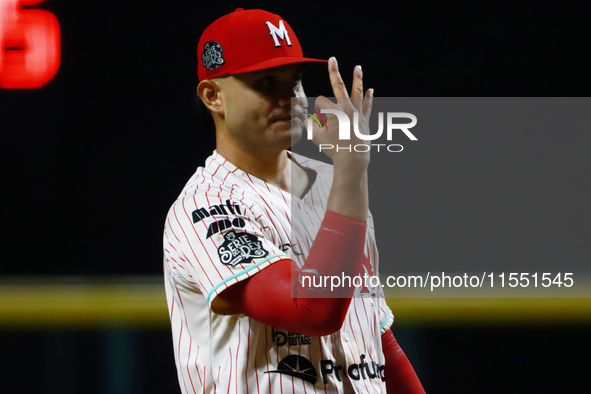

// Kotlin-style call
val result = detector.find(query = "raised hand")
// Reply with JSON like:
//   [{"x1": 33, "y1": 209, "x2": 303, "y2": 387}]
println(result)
[{"x1": 312, "y1": 57, "x2": 374, "y2": 168}]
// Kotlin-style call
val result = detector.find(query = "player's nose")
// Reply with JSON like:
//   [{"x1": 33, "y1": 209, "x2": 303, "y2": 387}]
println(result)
[
  {"x1": 278, "y1": 88, "x2": 300, "y2": 107},
  {"x1": 278, "y1": 95, "x2": 295, "y2": 107}
]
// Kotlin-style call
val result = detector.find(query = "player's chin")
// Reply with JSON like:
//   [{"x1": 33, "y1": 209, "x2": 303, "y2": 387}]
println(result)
[{"x1": 290, "y1": 118, "x2": 303, "y2": 144}]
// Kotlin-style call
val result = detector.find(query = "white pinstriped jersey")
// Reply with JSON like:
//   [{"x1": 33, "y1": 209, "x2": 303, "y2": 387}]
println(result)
[{"x1": 163, "y1": 151, "x2": 394, "y2": 394}]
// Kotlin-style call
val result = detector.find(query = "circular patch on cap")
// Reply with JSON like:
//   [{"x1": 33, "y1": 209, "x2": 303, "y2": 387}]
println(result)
[{"x1": 201, "y1": 41, "x2": 225, "y2": 71}]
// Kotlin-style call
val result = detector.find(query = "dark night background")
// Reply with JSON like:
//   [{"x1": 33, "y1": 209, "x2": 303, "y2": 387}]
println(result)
[{"x1": 1, "y1": 0, "x2": 590, "y2": 393}]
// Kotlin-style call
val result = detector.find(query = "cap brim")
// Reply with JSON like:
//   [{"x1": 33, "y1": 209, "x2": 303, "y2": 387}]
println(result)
[{"x1": 229, "y1": 57, "x2": 327, "y2": 75}]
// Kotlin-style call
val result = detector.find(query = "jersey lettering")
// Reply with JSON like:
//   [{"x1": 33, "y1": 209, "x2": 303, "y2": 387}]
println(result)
[
  {"x1": 320, "y1": 355, "x2": 385, "y2": 384},
  {"x1": 271, "y1": 327, "x2": 311, "y2": 346},
  {"x1": 192, "y1": 200, "x2": 242, "y2": 223},
  {"x1": 206, "y1": 217, "x2": 246, "y2": 238}
]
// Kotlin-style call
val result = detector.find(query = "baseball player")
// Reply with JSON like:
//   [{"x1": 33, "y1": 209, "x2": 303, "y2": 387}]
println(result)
[{"x1": 163, "y1": 8, "x2": 424, "y2": 393}]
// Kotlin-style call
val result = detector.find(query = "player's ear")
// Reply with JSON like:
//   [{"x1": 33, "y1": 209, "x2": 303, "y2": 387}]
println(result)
[{"x1": 197, "y1": 79, "x2": 224, "y2": 115}]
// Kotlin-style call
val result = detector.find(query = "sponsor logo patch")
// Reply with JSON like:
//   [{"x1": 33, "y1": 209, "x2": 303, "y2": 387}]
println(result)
[
  {"x1": 272, "y1": 327, "x2": 311, "y2": 346},
  {"x1": 192, "y1": 200, "x2": 246, "y2": 238},
  {"x1": 192, "y1": 200, "x2": 241, "y2": 224},
  {"x1": 319, "y1": 354, "x2": 385, "y2": 384},
  {"x1": 266, "y1": 354, "x2": 385, "y2": 385},
  {"x1": 217, "y1": 231, "x2": 268, "y2": 267},
  {"x1": 266, "y1": 355, "x2": 317, "y2": 384}
]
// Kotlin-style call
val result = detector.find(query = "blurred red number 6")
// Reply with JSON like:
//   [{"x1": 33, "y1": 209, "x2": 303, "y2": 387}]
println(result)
[{"x1": 0, "y1": 0, "x2": 60, "y2": 89}]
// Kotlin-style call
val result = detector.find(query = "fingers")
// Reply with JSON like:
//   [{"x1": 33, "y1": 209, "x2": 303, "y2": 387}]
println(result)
[
  {"x1": 351, "y1": 65, "x2": 364, "y2": 98},
  {"x1": 329, "y1": 58, "x2": 366, "y2": 113},
  {"x1": 362, "y1": 88, "x2": 374, "y2": 119},
  {"x1": 328, "y1": 57, "x2": 349, "y2": 100},
  {"x1": 324, "y1": 59, "x2": 374, "y2": 135}
]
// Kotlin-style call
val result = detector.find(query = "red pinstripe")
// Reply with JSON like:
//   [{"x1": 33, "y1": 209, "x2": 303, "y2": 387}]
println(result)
[
  {"x1": 254, "y1": 323, "x2": 261, "y2": 394},
  {"x1": 175, "y1": 287, "x2": 197, "y2": 394},
  {"x1": 272, "y1": 325, "x2": 283, "y2": 394},
  {"x1": 351, "y1": 305, "x2": 379, "y2": 394},
  {"x1": 165, "y1": 218, "x2": 182, "y2": 243},
  {"x1": 171, "y1": 205, "x2": 214, "y2": 287},
  {"x1": 227, "y1": 348, "x2": 233, "y2": 394},
  {"x1": 203, "y1": 367, "x2": 207, "y2": 394},
  {"x1": 169, "y1": 296, "x2": 175, "y2": 320},
  {"x1": 309, "y1": 188, "x2": 323, "y2": 225},
  {"x1": 195, "y1": 346, "x2": 203, "y2": 387},
  {"x1": 278, "y1": 188, "x2": 292, "y2": 226},
  {"x1": 307, "y1": 343, "x2": 318, "y2": 394},
  {"x1": 353, "y1": 298, "x2": 369, "y2": 356},
  {"x1": 318, "y1": 336, "x2": 329, "y2": 394},
  {"x1": 264, "y1": 325, "x2": 272, "y2": 393},
  {"x1": 355, "y1": 301, "x2": 380, "y2": 394},
  {"x1": 210, "y1": 161, "x2": 223, "y2": 182},
  {"x1": 173, "y1": 298, "x2": 188, "y2": 394},
  {"x1": 186, "y1": 194, "x2": 226, "y2": 283},
  {"x1": 201, "y1": 193, "x2": 239, "y2": 280},
  {"x1": 244, "y1": 174, "x2": 284, "y2": 231},
  {"x1": 236, "y1": 321, "x2": 241, "y2": 393},
  {"x1": 246, "y1": 318, "x2": 251, "y2": 394},
  {"x1": 316, "y1": 173, "x2": 330, "y2": 211},
  {"x1": 365, "y1": 299, "x2": 376, "y2": 341},
  {"x1": 329, "y1": 335, "x2": 340, "y2": 394}
]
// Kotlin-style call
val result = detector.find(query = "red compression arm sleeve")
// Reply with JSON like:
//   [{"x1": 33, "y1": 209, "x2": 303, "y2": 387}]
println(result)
[
  {"x1": 221, "y1": 210, "x2": 366, "y2": 336},
  {"x1": 381, "y1": 330, "x2": 426, "y2": 393}
]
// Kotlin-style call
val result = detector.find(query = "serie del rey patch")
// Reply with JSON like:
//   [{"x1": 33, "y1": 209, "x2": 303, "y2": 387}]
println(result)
[{"x1": 217, "y1": 231, "x2": 268, "y2": 267}]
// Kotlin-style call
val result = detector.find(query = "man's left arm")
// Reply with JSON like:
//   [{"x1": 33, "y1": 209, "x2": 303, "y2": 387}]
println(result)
[{"x1": 381, "y1": 329, "x2": 426, "y2": 393}]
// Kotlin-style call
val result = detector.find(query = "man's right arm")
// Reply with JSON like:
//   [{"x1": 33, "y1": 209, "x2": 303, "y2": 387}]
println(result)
[{"x1": 221, "y1": 210, "x2": 366, "y2": 336}]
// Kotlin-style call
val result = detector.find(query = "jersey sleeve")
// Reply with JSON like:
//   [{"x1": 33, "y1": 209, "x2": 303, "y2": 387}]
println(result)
[
  {"x1": 163, "y1": 191, "x2": 289, "y2": 309},
  {"x1": 378, "y1": 295, "x2": 394, "y2": 334}
]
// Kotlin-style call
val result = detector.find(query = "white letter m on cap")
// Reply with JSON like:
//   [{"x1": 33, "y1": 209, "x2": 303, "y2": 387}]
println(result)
[{"x1": 265, "y1": 20, "x2": 292, "y2": 47}]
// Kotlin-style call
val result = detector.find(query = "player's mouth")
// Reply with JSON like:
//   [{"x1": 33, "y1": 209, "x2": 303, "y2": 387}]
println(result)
[
  {"x1": 270, "y1": 117, "x2": 302, "y2": 132},
  {"x1": 272, "y1": 116, "x2": 292, "y2": 122},
  {"x1": 271, "y1": 115, "x2": 294, "y2": 123},
  {"x1": 270, "y1": 108, "x2": 305, "y2": 123}
]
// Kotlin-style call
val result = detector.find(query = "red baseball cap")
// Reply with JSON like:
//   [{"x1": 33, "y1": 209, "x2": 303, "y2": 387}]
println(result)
[{"x1": 198, "y1": 8, "x2": 327, "y2": 81}]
